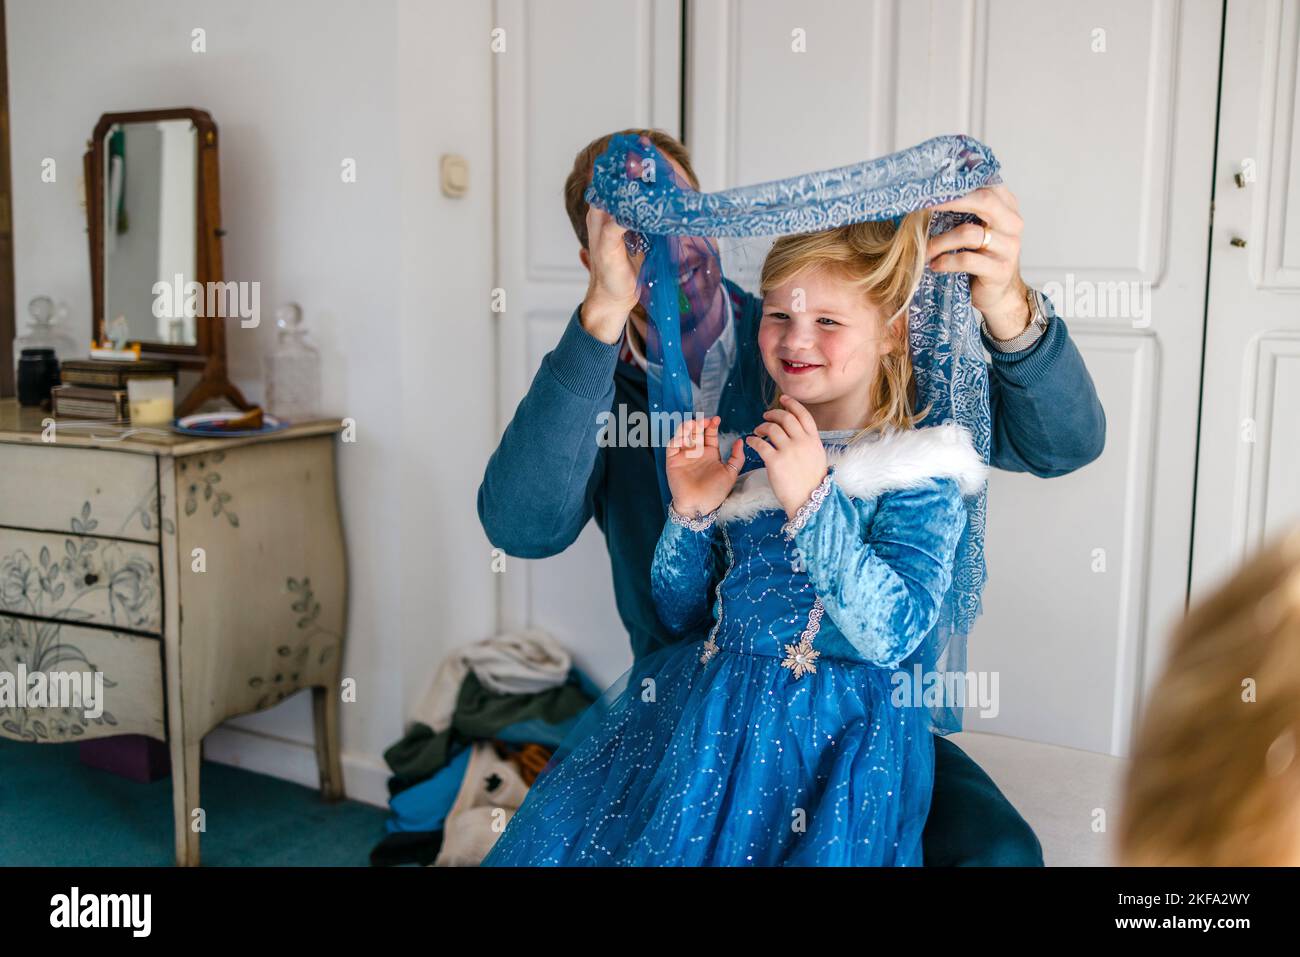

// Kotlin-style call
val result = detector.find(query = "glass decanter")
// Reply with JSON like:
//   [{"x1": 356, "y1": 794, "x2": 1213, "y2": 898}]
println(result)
[
  {"x1": 13, "y1": 296, "x2": 79, "y2": 376},
  {"x1": 262, "y1": 302, "x2": 321, "y2": 423}
]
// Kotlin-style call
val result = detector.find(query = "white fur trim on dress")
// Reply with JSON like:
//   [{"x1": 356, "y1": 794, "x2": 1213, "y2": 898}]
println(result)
[{"x1": 715, "y1": 423, "x2": 989, "y2": 525}]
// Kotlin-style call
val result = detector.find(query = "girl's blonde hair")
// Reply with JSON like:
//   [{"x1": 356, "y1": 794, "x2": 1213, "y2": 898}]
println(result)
[
  {"x1": 758, "y1": 211, "x2": 933, "y2": 438},
  {"x1": 1118, "y1": 523, "x2": 1300, "y2": 866}
]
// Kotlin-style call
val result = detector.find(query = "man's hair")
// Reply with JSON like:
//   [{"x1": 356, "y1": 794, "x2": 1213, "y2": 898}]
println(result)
[{"x1": 564, "y1": 129, "x2": 700, "y2": 250}]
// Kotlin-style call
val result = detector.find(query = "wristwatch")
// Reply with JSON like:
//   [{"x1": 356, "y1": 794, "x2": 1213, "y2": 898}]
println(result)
[{"x1": 981, "y1": 286, "x2": 1050, "y2": 353}]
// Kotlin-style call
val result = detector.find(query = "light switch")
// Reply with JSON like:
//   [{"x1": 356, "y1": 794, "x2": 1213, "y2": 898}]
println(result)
[{"x1": 440, "y1": 154, "x2": 469, "y2": 198}]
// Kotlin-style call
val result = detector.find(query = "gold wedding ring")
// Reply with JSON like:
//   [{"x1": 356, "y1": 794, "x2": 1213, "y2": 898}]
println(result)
[{"x1": 979, "y1": 224, "x2": 993, "y2": 250}]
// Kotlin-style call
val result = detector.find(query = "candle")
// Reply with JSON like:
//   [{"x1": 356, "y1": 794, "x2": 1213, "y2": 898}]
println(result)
[{"x1": 127, "y1": 377, "x2": 175, "y2": 426}]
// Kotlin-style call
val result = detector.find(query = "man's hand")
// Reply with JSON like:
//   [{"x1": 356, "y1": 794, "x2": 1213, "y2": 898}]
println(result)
[
  {"x1": 666, "y1": 415, "x2": 745, "y2": 518},
  {"x1": 746, "y1": 396, "x2": 830, "y2": 520},
  {"x1": 927, "y1": 184, "x2": 1031, "y2": 340},
  {"x1": 580, "y1": 206, "x2": 643, "y2": 344}
]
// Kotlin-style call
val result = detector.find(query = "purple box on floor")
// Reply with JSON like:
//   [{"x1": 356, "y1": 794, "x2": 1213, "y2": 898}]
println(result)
[{"x1": 79, "y1": 735, "x2": 171, "y2": 783}]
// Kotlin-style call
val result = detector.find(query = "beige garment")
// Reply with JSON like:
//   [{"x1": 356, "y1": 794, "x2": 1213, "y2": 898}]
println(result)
[
  {"x1": 409, "y1": 629, "x2": 571, "y2": 735},
  {"x1": 433, "y1": 741, "x2": 532, "y2": 867}
]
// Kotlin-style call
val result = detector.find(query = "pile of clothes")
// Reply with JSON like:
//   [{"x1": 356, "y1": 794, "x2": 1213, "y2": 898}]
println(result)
[{"x1": 370, "y1": 630, "x2": 600, "y2": 866}]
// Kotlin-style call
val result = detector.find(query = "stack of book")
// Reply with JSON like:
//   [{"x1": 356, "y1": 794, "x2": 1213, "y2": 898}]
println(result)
[{"x1": 52, "y1": 359, "x2": 177, "y2": 421}]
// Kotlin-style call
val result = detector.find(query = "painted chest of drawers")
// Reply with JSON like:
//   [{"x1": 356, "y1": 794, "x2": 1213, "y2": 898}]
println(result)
[{"x1": 0, "y1": 399, "x2": 347, "y2": 865}]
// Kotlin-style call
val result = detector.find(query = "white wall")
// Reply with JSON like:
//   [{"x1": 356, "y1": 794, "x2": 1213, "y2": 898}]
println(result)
[{"x1": 6, "y1": 0, "x2": 498, "y2": 806}]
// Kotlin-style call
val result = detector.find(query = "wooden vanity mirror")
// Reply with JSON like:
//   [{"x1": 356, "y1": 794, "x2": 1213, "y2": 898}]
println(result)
[{"x1": 83, "y1": 108, "x2": 252, "y2": 415}]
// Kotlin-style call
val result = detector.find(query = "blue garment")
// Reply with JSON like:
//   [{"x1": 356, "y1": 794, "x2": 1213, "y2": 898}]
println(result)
[
  {"x1": 928, "y1": 736, "x2": 1044, "y2": 866},
  {"x1": 386, "y1": 746, "x2": 470, "y2": 835},
  {"x1": 492, "y1": 713, "x2": 583, "y2": 748},
  {"x1": 483, "y1": 427, "x2": 979, "y2": 866}
]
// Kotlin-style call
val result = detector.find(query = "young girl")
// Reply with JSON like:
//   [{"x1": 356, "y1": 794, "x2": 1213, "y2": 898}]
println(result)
[{"x1": 482, "y1": 213, "x2": 987, "y2": 866}]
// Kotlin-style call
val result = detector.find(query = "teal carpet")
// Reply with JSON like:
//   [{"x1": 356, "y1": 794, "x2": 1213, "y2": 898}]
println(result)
[{"x1": 0, "y1": 738, "x2": 389, "y2": 866}]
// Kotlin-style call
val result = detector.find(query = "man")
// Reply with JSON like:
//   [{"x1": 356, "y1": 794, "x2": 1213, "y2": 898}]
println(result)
[{"x1": 478, "y1": 129, "x2": 1106, "y2": 866}]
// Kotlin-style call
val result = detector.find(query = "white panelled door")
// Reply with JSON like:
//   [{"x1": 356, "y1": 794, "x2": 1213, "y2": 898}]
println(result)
[
  {"x1": 686, "y1": 0, "x2": 1222, "y2": 755},
  {"x1": 492, "y1": 0, "x2": 681, "y2": 685},
  {"x1": 1190, "y1": 0, "x2": 1300, "y2": 601}
]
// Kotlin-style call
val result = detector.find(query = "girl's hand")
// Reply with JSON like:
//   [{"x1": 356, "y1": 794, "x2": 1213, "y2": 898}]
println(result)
[
  {"x1": 666, "y1": 415, "x2": 745, "y2": 517},
  {"x1": 926, "y1": 184, "x2": 1031, "y2": 340},
  {"x1": 746, "y1": 396, "x2": 829, "y2": 520}
]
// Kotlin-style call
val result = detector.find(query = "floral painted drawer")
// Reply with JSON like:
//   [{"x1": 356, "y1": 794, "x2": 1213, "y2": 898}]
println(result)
[
  {"x1": 0, "y1": 613, "x2": 165, "y2": 742},
  {"x1": 0, "y1": 527, "x2": 162, "y2": 634}
]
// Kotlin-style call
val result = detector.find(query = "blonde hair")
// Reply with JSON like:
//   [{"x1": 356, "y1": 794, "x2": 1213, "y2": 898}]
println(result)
[
  {"x1": 758, "y1": 212, "x2": 933, "y2": 438},
  {"x1": 1118, "y1": 523, "x2": 1300, "y2": 866}
]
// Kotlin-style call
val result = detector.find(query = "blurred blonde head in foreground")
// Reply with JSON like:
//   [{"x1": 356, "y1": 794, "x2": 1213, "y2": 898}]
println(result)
[{"x1": 1119, "y1": 524, "x2": 1300, "y2": 866}]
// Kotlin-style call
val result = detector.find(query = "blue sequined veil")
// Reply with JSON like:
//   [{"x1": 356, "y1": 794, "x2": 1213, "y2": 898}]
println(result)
[{"x1": 585, "y1": 133, "x2": 1001, "y2": 735}]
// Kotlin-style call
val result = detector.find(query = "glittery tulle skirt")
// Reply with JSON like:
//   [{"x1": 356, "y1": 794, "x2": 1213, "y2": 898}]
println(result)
[{"x1": 480, "y1": 638, "x2": 935, "y2": 866}]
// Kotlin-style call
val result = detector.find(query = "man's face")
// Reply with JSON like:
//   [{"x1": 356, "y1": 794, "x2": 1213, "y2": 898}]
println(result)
[
  {"x1": 581, "y1": 152, "x2": 722, "y2": 334},
  {"x1": 634, "y1": 155, "x2": 723, "y2": 332}
]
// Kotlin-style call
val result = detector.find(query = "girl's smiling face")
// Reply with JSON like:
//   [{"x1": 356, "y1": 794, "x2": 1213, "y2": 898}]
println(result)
[{"x1": 759, "y1": 267, "x2": 900, "y2": 430}]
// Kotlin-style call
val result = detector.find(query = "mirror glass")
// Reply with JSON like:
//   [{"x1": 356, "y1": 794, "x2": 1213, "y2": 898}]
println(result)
[{"x1": 101, "y1": 118, "x2": 199, "y2": 346}]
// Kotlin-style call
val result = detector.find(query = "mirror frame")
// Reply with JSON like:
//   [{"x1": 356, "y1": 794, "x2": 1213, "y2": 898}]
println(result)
[{"x1": 84, "y1": 107, "x2": 251, "y2": 414}]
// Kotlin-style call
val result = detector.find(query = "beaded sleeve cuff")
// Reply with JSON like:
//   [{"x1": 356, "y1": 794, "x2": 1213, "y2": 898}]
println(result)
[
  {"x1": 781, "y1": 469, "x2": 834, "y2": 541},
  {"x1": 668, "y1": 501, "x2": 719, "y2": 532}
]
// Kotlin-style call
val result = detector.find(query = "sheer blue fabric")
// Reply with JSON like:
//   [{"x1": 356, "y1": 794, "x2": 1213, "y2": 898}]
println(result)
[{"x1": 585, "y1": 133, "x2": 1001, "y2": 734}]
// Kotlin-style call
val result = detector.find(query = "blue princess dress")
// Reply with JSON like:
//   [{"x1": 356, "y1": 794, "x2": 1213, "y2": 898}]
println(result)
[{"x1": 482, "y1": 424, "x2": 988, "y2": 866}]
